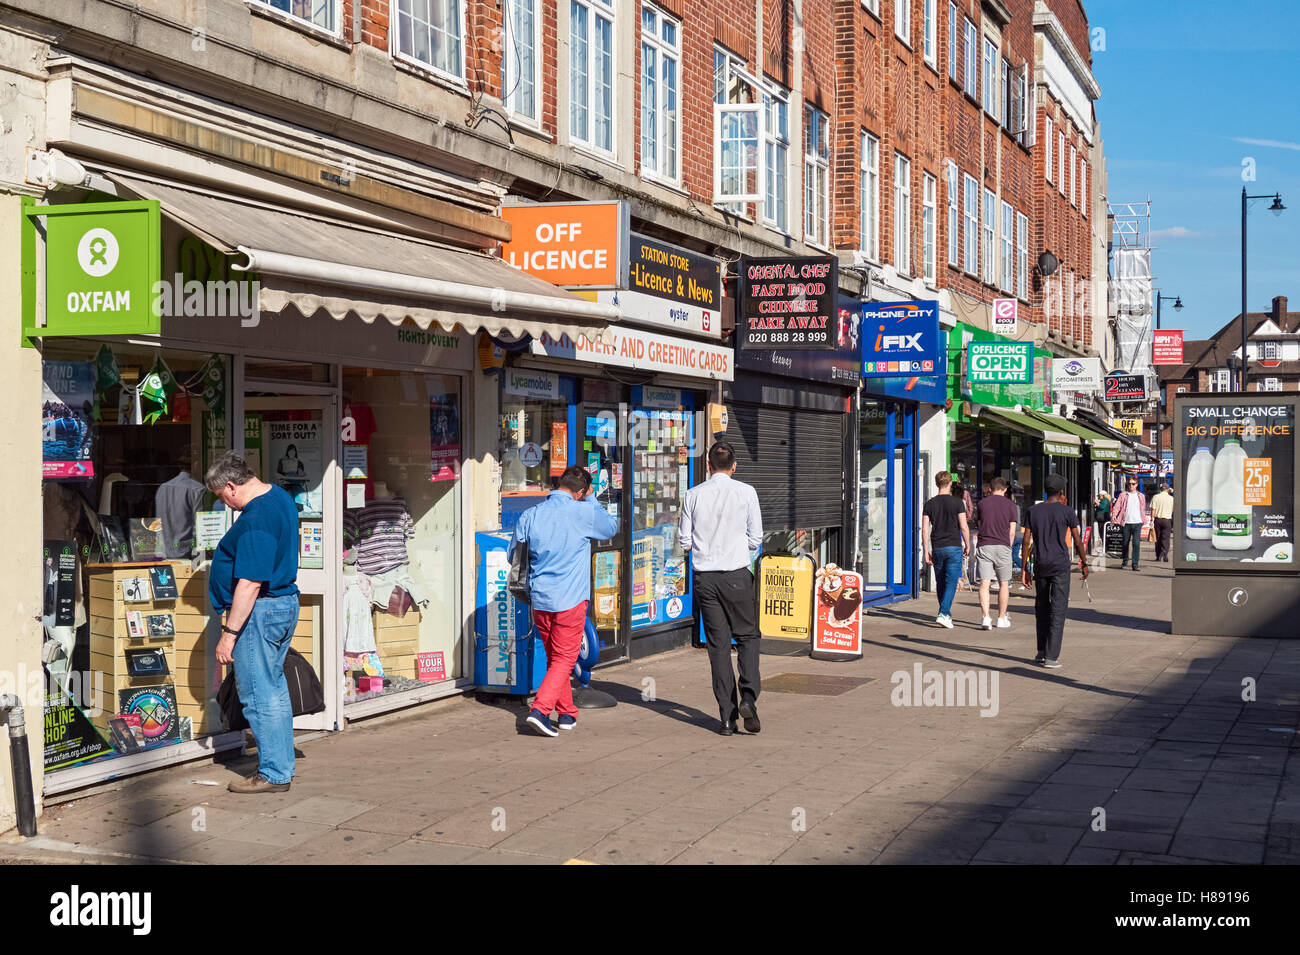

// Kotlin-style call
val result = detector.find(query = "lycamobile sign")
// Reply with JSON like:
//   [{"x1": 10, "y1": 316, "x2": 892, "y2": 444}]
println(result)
[{"x1": 967, "y1": 342, "x2": 1033, "y2": 384}]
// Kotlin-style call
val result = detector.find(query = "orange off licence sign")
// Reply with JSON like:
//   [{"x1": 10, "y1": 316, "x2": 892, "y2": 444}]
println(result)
[{"x1": 501, "y1": 201, "x2": 628, "y2": 289}]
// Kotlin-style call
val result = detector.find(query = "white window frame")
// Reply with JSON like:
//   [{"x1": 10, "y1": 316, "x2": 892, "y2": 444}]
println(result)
[
  {"x1": 922, "y1": 171, "x2": 937, "y2": 284},
  {"x1": 1264, "y1": 377, "x2": 1282, "y2": 392},
  {"x1": 1058, "y1": 130, "x2": 1066, "y2": 194},
  {"x1": 713, "y1": 50, "x2": 761, "y2": 208},
  {"x1": 252, "y1": 0, "x2": 340, "y2": 36},
  {"x1": 805, "y1": 103, "x2": 832, "y2": 247},
  {"x1": 502, "y1": 0, "x2": 541, "y2": 122},
  {"x1": 569, "y1": 0, "x2": 618, "y2": 156},
  {"x1": 895, "y1": 0, "x2": 911, "y2": 44},
  {"x1": 1069, "y1": 144, "x2": 1077, "y2": 206},
  {"x1": 982, "y1": 37, "x2": 998, "y2": 117},
  {"x1": 860, "y1": 131, "x2": 881, "y2": 261},
  {"x1": 982, "y1": 188, "x2": 996, "y2": 284},
  {"x1": 1263, "y1": 340, "x2": 1280, "y2": 360},
  {"x1": 863, "y1": 0, "x2": 880, "y2": 14},
  {"x1": 1080, "y1": 158, "x2": 1088, "y2": 216},
  {"x1": 945, "y1": 161, "x2": 959, "y2": 268},
  {"x1": 762, "y1": 80, "x2": 791, "y2": 233},
  {"x1": 894, "y1": 151, "x2": 911, "y2": 274},
  {"x1": 715, "y1": 102, "x2": 763, "y2": 204},
  {"x1": 1044, "y1": 115, "x2": 1054, "y2": 182},
  {"x1": 1016, "y1": 211, "x2": 1028, "y2": 300},
  {"x1": 923, "y1": 0, "x2": 937, "y2": 65},
  {"x1": 1000, "y1": 201, "x2": 1014, "y2": 293},
  {"x1": 948, "y1": 2, "x2": 958, "y2": 81},
  {"x1": 962, "y1": 173, "x2": 978, "y2": 275},
  {"x1": 640, "y1": 4, "x2": 682, "y2": 185},
  {"x1": 392, "y1": 0, "x2": 465, "y2": 82},
  {"x1": 963, "y1": 20, "x2": 977, "y2": 99},
  {"x1": 1017, "y1": 66, "x2": 1031, "y2": 145}
]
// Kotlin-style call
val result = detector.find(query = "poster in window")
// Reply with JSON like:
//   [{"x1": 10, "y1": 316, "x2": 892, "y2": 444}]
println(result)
[
  {"x1": 43, "y1": 668, "x2": 112, "y2": 770},
  {"x1": 42, "y1": 361, "x2": 96, "y2": 479},
  {"x1": 429, "y1": 393, "x2": 461, "y2": 482},
  {"x1": 118, "y1": 685, "x2": 182, "y2": 746},
  {"x1": 265, "y1": 419, "x2": 323, "y2": 517},
  {"x1": 42, "y1": 540, "x2": 77, "y2": 628}
]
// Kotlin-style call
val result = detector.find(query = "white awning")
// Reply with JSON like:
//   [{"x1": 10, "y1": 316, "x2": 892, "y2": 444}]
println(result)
[{"x1": 107, "y1": 172, "x2": 618, "y2": 343}]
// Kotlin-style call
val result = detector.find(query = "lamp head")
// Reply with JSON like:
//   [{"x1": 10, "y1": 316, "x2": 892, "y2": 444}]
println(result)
[
  {"x1": 1269, "y1": 194, "x2": 1286, "y2": 217},
  {"x1": 1173, "y1": 297, "x2": 1184, "y2": 311}
]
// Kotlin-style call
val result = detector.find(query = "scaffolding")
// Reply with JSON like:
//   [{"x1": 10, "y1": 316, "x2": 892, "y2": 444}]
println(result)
[{"x1": 1108, "y1": 199, "x2": 1155, "y2": 407}]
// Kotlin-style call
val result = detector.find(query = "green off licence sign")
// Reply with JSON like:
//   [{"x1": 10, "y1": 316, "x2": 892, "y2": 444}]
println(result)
[{"x1": 967, "y1": 341, "x2": 1033, "y2": 384}]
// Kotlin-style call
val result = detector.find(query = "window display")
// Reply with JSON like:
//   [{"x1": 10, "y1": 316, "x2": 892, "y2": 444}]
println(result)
[{"x1": 340, "y1": 368, "x2": 463, "y2": 703}]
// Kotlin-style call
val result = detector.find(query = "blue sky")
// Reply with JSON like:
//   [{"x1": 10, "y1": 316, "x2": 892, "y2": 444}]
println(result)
[{"x1": 1088, "y1": 0, "x2": 1300, "y2": 339}]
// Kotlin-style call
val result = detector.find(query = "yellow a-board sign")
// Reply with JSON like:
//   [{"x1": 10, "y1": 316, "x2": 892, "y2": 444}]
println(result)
[{"x1": 757, "y1": 554, "x2": 815, "y2": 640}]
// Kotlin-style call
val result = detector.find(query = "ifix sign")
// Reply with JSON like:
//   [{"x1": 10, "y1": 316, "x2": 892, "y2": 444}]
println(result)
[
  {"x1": 1153, "y1": 329, "x2": 1184, "y2": 365},
  {"x1": 500, "y1": 201, "x2": 628, "y2": 288},
  {"x1": 860, "y1": 300, "x2": 941, "y2": 376},
  {"x1": 967, "y1": 341, "x2": 1033, "y2": 384}
]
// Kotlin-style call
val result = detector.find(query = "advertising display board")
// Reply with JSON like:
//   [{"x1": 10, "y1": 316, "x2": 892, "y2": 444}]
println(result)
[
  {"x1": 757, "y1": 554, "x2": 815, "y2": 640},
  {"x1": 737, "y1": 255, "x2": 838, "y2": 350},
  {"x1": 1153, "y1": 330, "x2": 1184, "y2": 365},
  {"x1": 860, "y1": 300, "x2": 942, "y2": 376},
  {"x1": 810, "y1": 564, "x2": 864, "y2": 660},
  {"x1": 1051, "y1": 357, "x2": 1101, "y2": 394},
  {"x1": 1104, "y1": 373, "x2": 1147, "y2": 401},
  {"x1": 500, "y1": 201, "x2": 628, "y2": 289}
]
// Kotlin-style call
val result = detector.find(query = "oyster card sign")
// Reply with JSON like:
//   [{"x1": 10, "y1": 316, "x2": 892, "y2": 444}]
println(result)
[{"x1": 738, "y1": 255, "x2": 838, "y2": 350}]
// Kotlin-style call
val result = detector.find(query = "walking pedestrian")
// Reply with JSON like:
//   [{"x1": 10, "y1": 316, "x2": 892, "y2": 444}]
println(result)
[
  {"x1": 206, "y1": 451, "x2": 301, "y2": 793},
  {"x1": 1092, "y1": 490, "x2": 1112, "y2": 555},
  {"x1": 1150, "y1": 483, "x2": 1174, "y2": 562},
  {"x1": 952, "y1": 481, "x2": 974, "y2": 591},
  {"x1": 1112, "y1": 477, "x2": 1149, "y2": 570},
  {"x1": 922, "y1": 471, "x2": 970, "y2": 629},
  {"x1": 1021, "y1": 474, "x2": 1089, "y2": 668},
  {"x1": 679, "y1": 442, "x2": 764, "y2": 736},
  {"x1": 975, "y1": 477, "x2": 1019, "y2": 630},
  {"x1": 511, "y1": 465, "x2": 618, "y2": 737}
]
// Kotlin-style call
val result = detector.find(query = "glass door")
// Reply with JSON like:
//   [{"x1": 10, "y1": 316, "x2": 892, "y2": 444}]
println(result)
[
  {"x1": 858, "y1": 400, "x2": 916, "y2": 603},
  {"x1": 579, "y1": 392, "x2": 628, "y2": 664},
  {"x1": 243, "y1": 396, "x2": 338, "y2": 731}
]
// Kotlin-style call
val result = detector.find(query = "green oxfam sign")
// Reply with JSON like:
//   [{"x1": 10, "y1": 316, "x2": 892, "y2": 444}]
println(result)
[
  {"x1": 22, "y1": 199, "x2": 161, "y2": 342},
  {"x1": 967, "y1": 341, "x2": 1034, "y2": 384}
]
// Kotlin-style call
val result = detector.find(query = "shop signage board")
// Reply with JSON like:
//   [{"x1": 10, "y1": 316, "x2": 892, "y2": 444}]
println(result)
[
  {"x1": 500, "y1": 201, "x2": 629, "y2": 289},
  {"x1": 735, "y1": 299, "x2": 860, "y2": 385},
  {"x1": 809, "y1": 565, "x2": 864, "y2": 660},
  {"x1": 1153, "y1": 329, "x2": 1184, "y2": 365},
  {"x1": 991, "y1": 298, "x2": 1018, "y2": 335},
  {"x1": 967, "y1": 341, "x2": 1033, "y2": 384},
  {"x1": 23, "y1": 199, "x2": 162, "y2": 341},
  {"x1": 860, "y1": 300, "x2": 942, "y2": 376},
  {"x1": 1111, "y1": 417, "x2": 1143, "y2": 437},
  {"x1": 503, "y1": 367, "x2": 561, "y2": 399},
  {"x1": 952, "y1": 324, "x2": 1052, "y2": 412},
  {"x1": 1104, "y1": 373, "x2": 1147, "y2": 401},
  {"x1": 756, "y1": 554, "x2": 815, "y2": 641},
  {"x1": 530, "y1": 327, "x2": 733, "y2": 380},
  {"x1": 614, "y1": 233, "x2": 722, "y2": 338},
  {"x1": 737, "y1": 255, "x2": 838, "y2": 350},
  {"x1": 1051, "y1": 357, "x2": 1102, "y2": 393}
]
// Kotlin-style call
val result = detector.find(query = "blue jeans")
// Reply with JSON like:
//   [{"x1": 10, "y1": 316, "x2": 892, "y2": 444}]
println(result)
[
  {"x1": 232, "y1": 593, "x2": 300, "y2": 784},
  {"x1": 1121, "y1": 523, "x2": 1143, "y2": 569},
  {"x1": 932, "y1": 546, "x2": 964, "y2": 617}
]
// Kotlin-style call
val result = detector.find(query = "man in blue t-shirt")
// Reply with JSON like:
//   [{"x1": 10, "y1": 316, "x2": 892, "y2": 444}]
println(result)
[{"x1": 206, "y1": 451, "x2": 301, "y2": 793}]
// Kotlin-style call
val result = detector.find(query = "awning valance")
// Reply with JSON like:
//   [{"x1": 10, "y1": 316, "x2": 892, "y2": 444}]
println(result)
[
  {"x1": 107, "y1": 172, "x2": 618, "y2": 343},
  {"x1": 1027, "y1": 412, "x2": 1124, "y2": 461},
  {"x1": 974, "y1": 406, "x2": 1082, "y2": 458}
]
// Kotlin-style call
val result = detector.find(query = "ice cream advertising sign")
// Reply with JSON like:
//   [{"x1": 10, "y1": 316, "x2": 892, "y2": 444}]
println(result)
[
  {"x1": 1175, "y1": 396, "x2": 1296, "y2": 568},
  {"x1": 810, "y1": 564, "x2": 864, "y2": 660}
]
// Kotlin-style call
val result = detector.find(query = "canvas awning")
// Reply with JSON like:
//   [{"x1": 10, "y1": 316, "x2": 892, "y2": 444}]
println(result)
[
  {"x1": 974, "y1": 406, "x2": 1082, "y2": 458},
  {"x1": 107, "y1": 172, "x2": 618, "y2": 343},
  {"x1": 1027, "y1": 412, "x2": 1123, "y2": 461}
]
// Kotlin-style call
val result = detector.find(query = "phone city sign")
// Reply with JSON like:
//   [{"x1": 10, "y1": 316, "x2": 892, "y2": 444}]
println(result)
[{"x1": 860, "y1": 300, "x2": 941, "y2": 376}]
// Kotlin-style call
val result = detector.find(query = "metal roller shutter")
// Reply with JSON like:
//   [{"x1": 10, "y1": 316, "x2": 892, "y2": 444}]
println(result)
[{"x1": 727, "y1": 403, "x2": 845, "y2": 531}]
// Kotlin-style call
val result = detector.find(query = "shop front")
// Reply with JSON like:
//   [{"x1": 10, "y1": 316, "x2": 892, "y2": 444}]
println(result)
[{"x1": 28, "y1": 171, "x2": 614, "y2": 793}]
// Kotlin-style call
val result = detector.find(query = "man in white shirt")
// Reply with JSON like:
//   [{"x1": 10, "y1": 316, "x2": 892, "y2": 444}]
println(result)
[{"x1": 679, "y1": 442, "x2": 764, "y2": 736}]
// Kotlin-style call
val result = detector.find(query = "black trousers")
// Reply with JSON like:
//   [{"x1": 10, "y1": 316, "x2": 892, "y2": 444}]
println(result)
[
  {"x1": 1034, "y1": 572, "x2": 1071, "y2": 661},
  {"x1": 694, "y1": 568, "x2": 760, "y2": 722},
  {"x1": 1154, "y1": 518, "x2": 1172, "y2": 561}
]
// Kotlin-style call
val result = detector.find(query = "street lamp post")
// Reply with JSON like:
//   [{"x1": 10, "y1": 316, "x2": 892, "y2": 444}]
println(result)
[
  {"x1": 1154, "y1": 292, "x2": 1183, "y2": 477},
  {"x1": 1241, "y1": 188, "x2": 1286, "y2": 391}
]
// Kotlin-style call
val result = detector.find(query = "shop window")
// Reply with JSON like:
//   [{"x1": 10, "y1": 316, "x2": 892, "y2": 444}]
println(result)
[
  {"x1": 499, "y1": 374, "x2": 578, "y2": 530},
  {"x1": 571, "y1": 0, "x2": 617, "y2": 155},
  {"x1": 40, "y1": 341, "x2": 231, "y2": 776},
  {"x1": 340, "y1": 368, "x2": 464, "y2": 699}
]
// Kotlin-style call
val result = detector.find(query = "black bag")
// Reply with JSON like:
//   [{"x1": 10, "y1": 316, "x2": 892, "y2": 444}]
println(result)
[
  {"x1": 507, "y1": 539, "x2": 532, "y2": 606},
  {"x1": 218, "y1": 647, "x2": 325, "y2": 732}
]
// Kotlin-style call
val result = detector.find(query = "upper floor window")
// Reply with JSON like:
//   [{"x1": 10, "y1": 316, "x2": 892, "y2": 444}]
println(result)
[
  {"x1": 1069, "y1": 144, "x2": 1077, "y2": 206},
  {"x1": 945, "y1": 160, "x2": 958, "y2": 267},
  {"x1": 1080, "y1": 158, "x2": 1088, "y2": 214},
  {"x1": 963, "y1": 20, "x2": 978, "y2": 99},
  {"x1": 805, "y1": 104, "x2": 831, "y2": 247},
  {"x1": 982, "y1": 37, "x2": 998, "y2": 117},
  {"x1": 923, "y1": 0, "x2": 937, "y2": 64},
  {"x1": 893, "y1": 151, "x2": 911, "y2": 274},
  {"x1": 1262, "y1": 340, "x2": 1280, "y2": 360},
  {"x1": 922, "y1": 172, "x2": 937, "y2": 284},
  {"x1": 1264, "y1": 377, "x2": 1282, "y2": 392},
  {"x1": 763, "y1": 81, "x2": 791, "y2": 232},
  {"x1": 1015, "y1": 211, "x2": 1028, "y2": 300},
  {"x1": 962, "y1": 173, "x2": 978, "y2": 274},
  {"x1": 948, "y1": 2, "x2": 958, "y2": 81},
  {"x1": 895, "y1": 0, "x2": 911, "y2": 43},
  {"x1": 982, "y1": 188, "x2": 996, "y2": 284},
  {"x1": 1000, "y1": 201, "x2": 1014, "y2": 293},
  {"x1": 861, "y1": 132, "x2": 881, "y2": 260},
  {"x1": 502, "y1": 0, "x2": 539, "y2": 120},
  {"x1": 1017, "y1": 66, "x2": 1031, "y2": 146},
  {"x1": 714, "y1": 50, "x2": 761, "y2": 207},
  {"x1": 863, "y1": 0, "x2": 880, "y2": 14},
  {"x1": 1058, "y1": 130, "x2": 1066, "y2": 194},
  {"x1": 1044, "y1": 116, "x2": 1054, "y2": 182},
  {"x1": 571, "y1": 0, "x2": 617, "y2": 155},
  {"x1": 394, "y1": 0, "x2": 463, "y2": 78},
  {"x1": 641, "y1": 5, "x2": 681, "y2": 183},
  {"x1": 257, "y1": 0, "x2": 337, "y2": 34}
]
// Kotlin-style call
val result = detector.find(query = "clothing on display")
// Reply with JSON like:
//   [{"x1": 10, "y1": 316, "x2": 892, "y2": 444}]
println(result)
[
  {"x1": 343, "y1": 496, "x2": 414, "y2": 575},
  {"x1": 155, "y1": 471, "x2": 206, "y2": 558},
  {"x1": 364, "y1": 564, "x2": 430, "y2": 612},
  {"x1": 341, "y1": 570, "x2": 377, "y2": 654}
]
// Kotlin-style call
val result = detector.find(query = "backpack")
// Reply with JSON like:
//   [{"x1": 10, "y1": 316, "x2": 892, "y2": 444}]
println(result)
[
  {"x1": 218, "y1": 647, "x2": 325, "y2": 731},
  {"x1": 507, "y1": 539, "x2": 532, "y2": 606}
]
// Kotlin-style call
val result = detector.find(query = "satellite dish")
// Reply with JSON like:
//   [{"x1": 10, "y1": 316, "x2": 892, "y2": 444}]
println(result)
[{"x1": 1037, "y1": 251, "x2": 1059, "y2": 277}]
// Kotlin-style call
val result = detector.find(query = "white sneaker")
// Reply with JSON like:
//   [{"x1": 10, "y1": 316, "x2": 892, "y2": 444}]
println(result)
[
  {"x1": 996, "y1": 616, "x2": 1012, "y2": 628},
  {"x1": 936, "y1": 614, "x2": 954, "y2": 629},
  {"x1": 981, "y1": 616, "x2": 993, "y2": 630}
]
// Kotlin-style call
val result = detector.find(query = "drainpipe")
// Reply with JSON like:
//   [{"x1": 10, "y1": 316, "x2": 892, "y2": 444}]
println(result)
[{"x1": 0, "y1": 695, "x2": 37, "y2": 837}]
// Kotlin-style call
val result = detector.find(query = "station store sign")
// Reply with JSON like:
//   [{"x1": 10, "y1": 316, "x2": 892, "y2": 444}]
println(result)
[
  {"x1": 1052, "y1": 357, "x2": 1102, "y2": 393},
  {"x1": 530, "y1": 325, "x2": 733, "y2": 380},
  {"x1": 860, "y1": 300, "x2": 941, "y2": 376},
  {"x1": 1105, "y1": 373, "x2": 1147, "y2": 401},
  {"x1": 737, "y1": 255, "x2": 838, "y2": 350},
  {"x1": 967, "y1": 341, "x2": 1033, "y2": 384},
  {"x1": 1153, "y1": 329, "x2": 1184, "y2": 365},
  {"x1": 500, "y1": 200, "x2": 629, "y2": 288},
  {"x1": 23, "y1": 199, "x2": 162, "y2": 340},
  {"x1": 604, "y1": 233, "x2": 722, "y2": 338}
]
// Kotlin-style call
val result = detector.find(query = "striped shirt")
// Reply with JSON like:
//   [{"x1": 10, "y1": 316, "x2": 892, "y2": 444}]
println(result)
[{"x1": 344, "y1": 498, "x2": 414, "y2": 575}]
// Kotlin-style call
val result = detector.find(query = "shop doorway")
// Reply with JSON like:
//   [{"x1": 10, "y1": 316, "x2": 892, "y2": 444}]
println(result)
[
  {"x1": 242, "y1": 395, "x2": 339, "y2": 732},
  {"x1": 578, "y1": 395, "x2": 629, "y2": 664},
  {"x1": 859, "y1": 401, "x2": 917, "y2": 604}
]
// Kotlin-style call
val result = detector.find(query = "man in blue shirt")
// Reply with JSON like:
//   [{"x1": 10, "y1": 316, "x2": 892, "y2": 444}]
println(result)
[
  {"x1": 511, "y1": 465, "x2": 618, "y2": 737},
  {"x1": 205, "y1": 451, "x2": 301, "y2": 792}
]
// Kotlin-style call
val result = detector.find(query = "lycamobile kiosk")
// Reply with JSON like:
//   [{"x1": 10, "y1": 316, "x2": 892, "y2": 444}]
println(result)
[{"x1": 1171, "y1": 393, "x2": 1300, "y2": 638}]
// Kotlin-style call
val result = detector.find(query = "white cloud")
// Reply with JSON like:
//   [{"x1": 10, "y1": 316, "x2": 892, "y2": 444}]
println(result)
[
  {"x1": 1232, "y1": 136, "x2": 1300, "y2": 152},
  {"x1": 1151, "y1": 226, "x2": 1213, "y2": 240}
]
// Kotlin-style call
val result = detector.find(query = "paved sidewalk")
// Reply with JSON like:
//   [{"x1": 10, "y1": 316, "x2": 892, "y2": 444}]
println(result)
[{"x1": 4, "y1": 544, "x2": 1299, "y2": 864}]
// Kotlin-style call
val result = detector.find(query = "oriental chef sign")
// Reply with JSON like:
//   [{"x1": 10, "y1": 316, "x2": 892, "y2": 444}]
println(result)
[{"x1": 738, "y1": 255, "x2": 838, "y2": 350}]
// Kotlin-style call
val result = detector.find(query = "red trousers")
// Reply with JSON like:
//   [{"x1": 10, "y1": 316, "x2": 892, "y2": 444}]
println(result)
[{"x1": 532, "y1": 602, "x2": 587, "y2": 718}]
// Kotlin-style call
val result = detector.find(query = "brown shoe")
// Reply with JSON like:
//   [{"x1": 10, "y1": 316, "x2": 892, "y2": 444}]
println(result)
[{"x1": 228, "y1": 773, "x2": 291, "y2": 794}]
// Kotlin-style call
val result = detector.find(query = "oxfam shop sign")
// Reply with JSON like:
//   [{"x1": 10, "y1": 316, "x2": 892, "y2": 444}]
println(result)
[{"x1": 22, "y1": 199, "x2": 161, "y2": 340}]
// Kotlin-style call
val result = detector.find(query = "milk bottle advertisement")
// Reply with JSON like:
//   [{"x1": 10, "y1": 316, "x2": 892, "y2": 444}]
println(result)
[{"x1": 1178, "y1": 400, "x2": 1294, "y2": 566}]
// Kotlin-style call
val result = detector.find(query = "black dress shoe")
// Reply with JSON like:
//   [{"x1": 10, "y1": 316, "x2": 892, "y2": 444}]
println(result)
[
  {"x1": 719, "y1": 719, "x2": 737, "y2": 736},
  {"x1": 738, "y1": 701, "x2": 761, "y2": 733}
]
